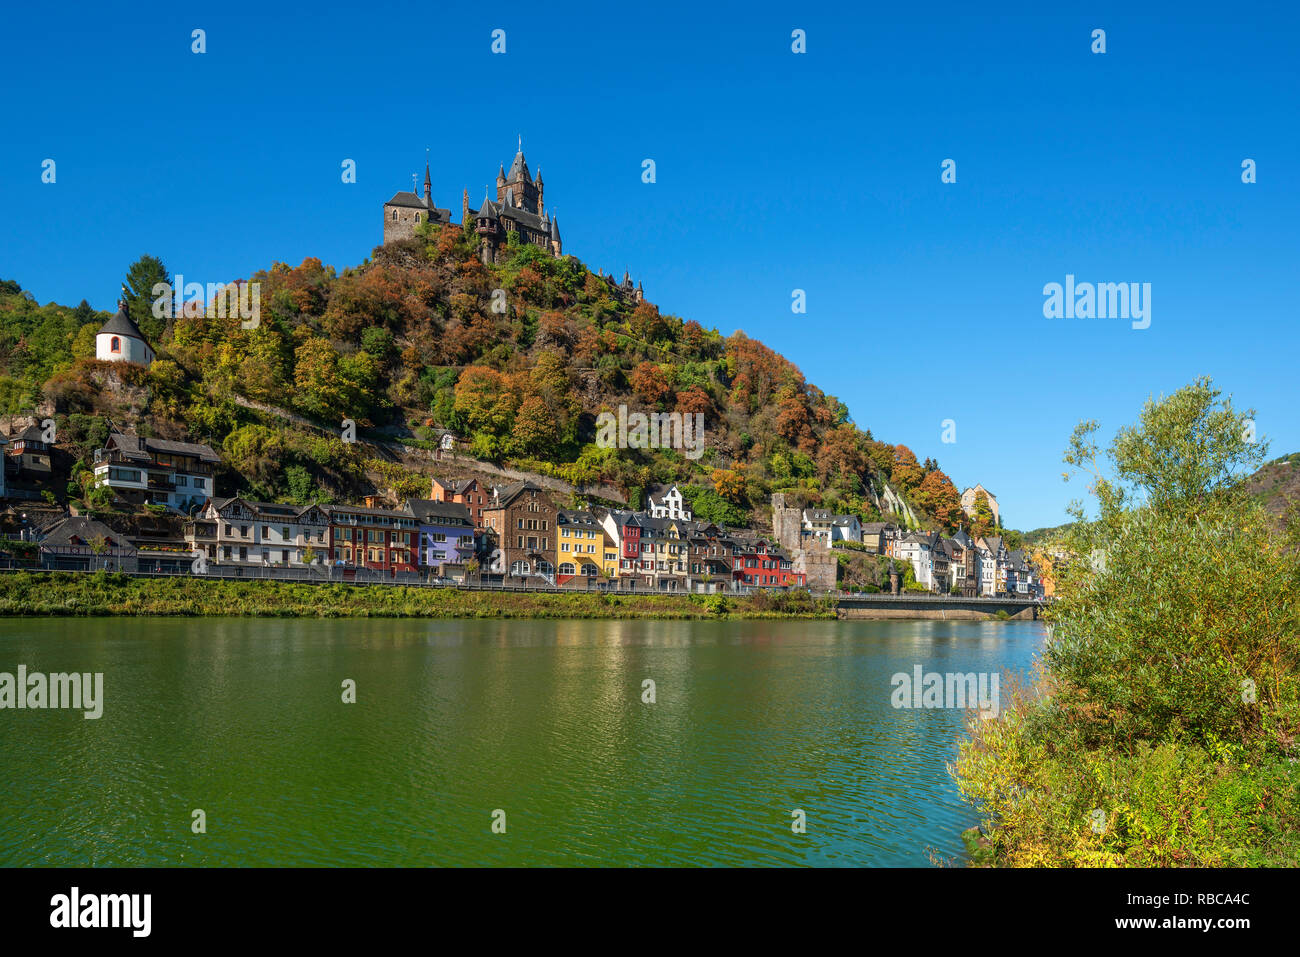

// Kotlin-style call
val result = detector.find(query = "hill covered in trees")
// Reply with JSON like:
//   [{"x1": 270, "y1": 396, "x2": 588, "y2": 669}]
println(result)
[
  {"x1": 1246, "y1": 451, "x2": 1300, "y2": 522},
  {"x1": 0, "y1": 224, "x2": 986, "y2": 533}
]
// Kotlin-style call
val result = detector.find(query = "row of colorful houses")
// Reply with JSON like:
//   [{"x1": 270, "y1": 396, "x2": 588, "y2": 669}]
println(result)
[
  {"x1": 893, "y1": 528, "x2": 1045, "y2": 598},
  {"x1": 789, "y1": 502, "x2": 1044, "y2": 598},
  {"x1": 7, "y1": 422, "x2": 1039, "y2": 596},
  {"x1": 96, "y1": 477, "x2": 806, "y2": 593},
  {"x1": 474, "y1": 480, "x2": 803, "y2": 592}
]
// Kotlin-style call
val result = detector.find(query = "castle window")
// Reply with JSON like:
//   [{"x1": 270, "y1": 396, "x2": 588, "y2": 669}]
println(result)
[
  {"x1": 111, "y1": 337, "x2": 120, "y2": 353},
  {"x1": 392, "y1": 210, "x2": 397, "y2": 221},
  {"x1": 415, "y1": 213, "x2": 420, "y2": 222}
]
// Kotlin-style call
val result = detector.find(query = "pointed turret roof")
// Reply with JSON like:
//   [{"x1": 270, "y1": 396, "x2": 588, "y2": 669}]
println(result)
[
  {"x1": 97, "y1": 295, "x2": 148, "y2": 342},
  {"x1": 476, "y1": 192, "x2": 498, "y2": 220},
  {"x1": 508, "y1": 149, "x2": 530, "y2": 183}
]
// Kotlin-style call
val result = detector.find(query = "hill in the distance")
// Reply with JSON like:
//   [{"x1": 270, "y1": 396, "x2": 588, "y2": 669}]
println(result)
[{"x1": 1247, "y1": 452, "x2": 1300, "y2": 520}]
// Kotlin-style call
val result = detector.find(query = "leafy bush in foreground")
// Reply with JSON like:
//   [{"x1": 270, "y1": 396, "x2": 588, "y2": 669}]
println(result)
[{"x1": 954, "y1": 378, "x2": 1300, "y2": 866}]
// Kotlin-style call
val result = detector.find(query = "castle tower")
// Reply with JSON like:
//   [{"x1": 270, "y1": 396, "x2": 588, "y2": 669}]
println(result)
[
  {"x1": 475, "y1": 190, "x2": 500, "y2": 265},
  {"x1": 549, "y1": 216, "x2": 561, "y2": 256},
  {"x1": 498, "y1": 143, "x2": 540, "y2": 214},
  {"x1": 462, "y1": 189, "x2": 470, "y2": 223},
  {"x1": 383, "y1": 157, "x2": 449, "y2": 243},
  {"x1": 535, "y1": 168, "x2": 544, "y2": 215}
]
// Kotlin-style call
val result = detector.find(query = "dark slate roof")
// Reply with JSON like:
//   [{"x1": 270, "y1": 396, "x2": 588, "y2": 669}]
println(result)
[
  {"x1": 108, "y1": 432, "x2": 220, "y2": 463},
  {"x1": 494, "y1": 201, "x2": 548, "y2": 232},
  {"x1": 476, "y1": 195, "x2": 499, "y2": 220},
  {"x1": 507, "y1": 150, "x2": 530, "y2": 183},
  {"x1": 804, "y1": 509, "x2": 832, "y2": 522},
  {"x1": 636, "y1": 515, "x2": 675, "y2": 534},
  {"x1": 323, "y1": 503, "x2": 416, "y2": 519},
  {"x1": 861, "y1": 522, "x2": 896, "y2": 534},
  {"x1": 557, "y1": 509, "x2": 603, "y2": 530},
  {"x1": 144, "y1": 436, "x2": 219, "y2": 461},
  {"x1": 952, "y1": 529, "x2": 973, "y2": 547},
  {"x1": 602, "y1": 509, "x2": 642, "y2": 528},
  {"x1": 550, "y1": 216, "x2": 560, "y2": 241},
  {"x1": 435, "y1": 477, "x2": 477, "y2": 494},
  {"x1": 385, "y1": 191, "x2": 432, "y2": 210},
  {"x1": 11, "y1": 424, "x2": 46, "y2": 442},
  {"x1": 40, "y1": 516, "x2": 133, "y2": 550},
  {"x1": 646, "y1": 483, "x2": 684, "y2": 503},
  {"x1": 208, "y1": 497, "x2": 326, "y2": 520},
  {"x1": 250, "y1": 501, "x2": 328, "y2": 520},
  {"x1": 491, "y1": 481, "x2": 546, "y2": 508},
  {"x1": 98, "y1": 305, "x2": 148, "y2": 342},
  {"x1": 404, "y1": 499, "x2": 474, "y2": 526}
]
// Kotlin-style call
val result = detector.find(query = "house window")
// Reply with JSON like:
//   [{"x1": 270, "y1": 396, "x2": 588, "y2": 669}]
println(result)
[{"x1": 111, "y1": 337, "x2": 121, "y2": 353}]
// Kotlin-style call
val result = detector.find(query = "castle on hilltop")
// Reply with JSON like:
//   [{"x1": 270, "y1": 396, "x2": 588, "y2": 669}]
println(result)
[
  {"x1": 383, "y1": 141, "x2": 645, "y2": 302},
  {"x1": 384, "y1": 141, "x2": 561, "y2": 266}
]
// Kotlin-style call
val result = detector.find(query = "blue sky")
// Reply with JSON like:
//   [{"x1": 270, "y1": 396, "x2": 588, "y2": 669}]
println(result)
[{"x1": 2, "y1": 1, "x2": 1296, "y2": 529}]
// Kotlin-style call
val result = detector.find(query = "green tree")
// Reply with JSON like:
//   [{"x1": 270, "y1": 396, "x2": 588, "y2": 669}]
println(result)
[
  {"x1": 954, "y1": 378, "x2": 1300, "y2": 866},
  {"x1": 123, "y1": 254, "x2": 170, "y2": 344}
]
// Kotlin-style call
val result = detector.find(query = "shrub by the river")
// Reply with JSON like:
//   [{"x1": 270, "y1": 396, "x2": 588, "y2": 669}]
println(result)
[{"x1": 953, "y1": 378, "x2": 1300, "y2": 866}]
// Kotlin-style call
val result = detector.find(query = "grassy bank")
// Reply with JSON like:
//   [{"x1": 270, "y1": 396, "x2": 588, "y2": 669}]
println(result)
[{"x1": 0, "y1": 571, "x2": 836, "y2": 620}]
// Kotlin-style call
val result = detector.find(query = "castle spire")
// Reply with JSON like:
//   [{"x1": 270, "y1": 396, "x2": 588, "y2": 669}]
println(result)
[{"x1": 423, "y1": 151, "x2": 432, "y2": 205}]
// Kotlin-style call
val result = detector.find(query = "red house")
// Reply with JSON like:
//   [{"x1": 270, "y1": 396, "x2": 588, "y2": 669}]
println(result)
[
  {"x1": 731, "y1": 537, "x2": 805, "y2": 589},
  {"x1": 325, "y1": 504, "x2": 419, "y2": 577},
  {"x1": 431, "y1": 477, "x2": 491, "y2": 528}
]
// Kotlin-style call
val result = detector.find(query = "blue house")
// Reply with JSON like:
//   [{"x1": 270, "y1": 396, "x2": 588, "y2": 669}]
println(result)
[{"x1": 404, "y1": 499, "x2": 477, "y2": 574}]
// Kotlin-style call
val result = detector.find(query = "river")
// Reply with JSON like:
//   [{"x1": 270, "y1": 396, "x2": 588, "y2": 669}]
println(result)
[{"x1": 0, "y1": 617, "x2": 1044, "y2": 866}]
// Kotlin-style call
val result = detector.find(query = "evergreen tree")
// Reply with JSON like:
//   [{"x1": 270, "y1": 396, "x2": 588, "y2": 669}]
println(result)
[{"x1": 122, "y1": 254, "x2": 170, "y2": 344}]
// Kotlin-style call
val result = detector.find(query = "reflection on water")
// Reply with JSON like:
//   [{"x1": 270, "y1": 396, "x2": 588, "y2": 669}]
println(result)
[{"x1": 0, "y1": 617, "x2": 1044, "y2": 866}]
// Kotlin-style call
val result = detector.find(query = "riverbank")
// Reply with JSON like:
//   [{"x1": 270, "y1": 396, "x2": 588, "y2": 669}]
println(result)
[{"x1": 0, "y1": 571, "x2": 838, "y2": 619}]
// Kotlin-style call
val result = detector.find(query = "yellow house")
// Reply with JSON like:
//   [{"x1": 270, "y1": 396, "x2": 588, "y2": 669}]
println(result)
[{"x1": 556, "y1": 510, "x2": 606, "y2": 580}]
